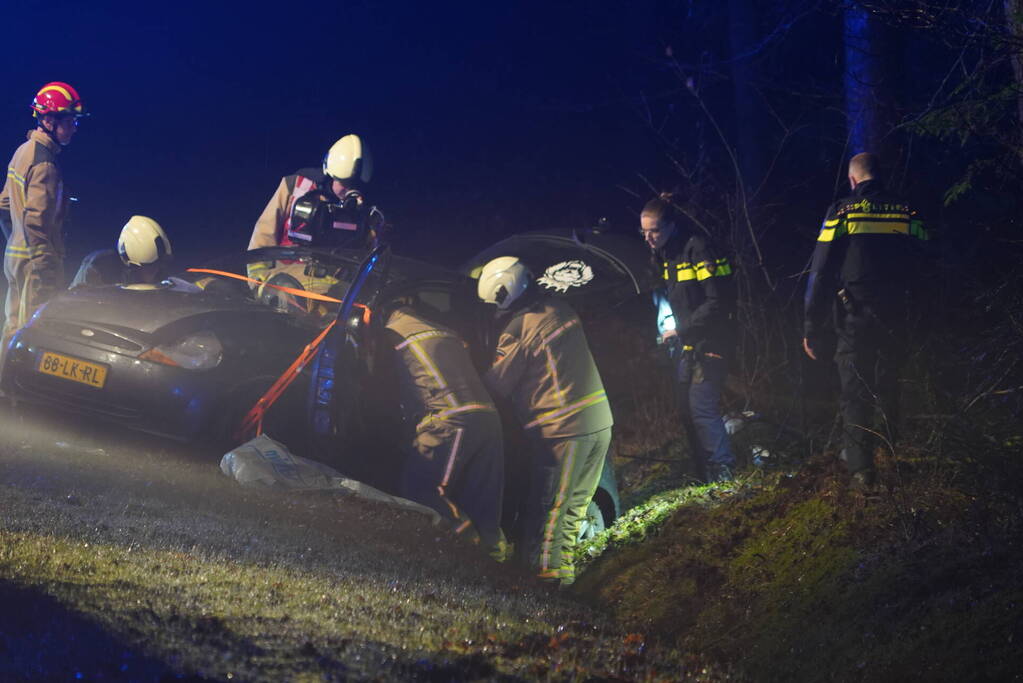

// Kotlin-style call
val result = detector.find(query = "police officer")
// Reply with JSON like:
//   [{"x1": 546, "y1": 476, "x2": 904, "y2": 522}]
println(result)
[
  {"x1": 640, "y1": 195, "x2": 737, "y2": 482},
  {"x1": 1, "y1": 82, "x2": 87, "y2": 349},
  {"x1": 477, "y1": 256, "x2": 613, "y2": 585},
  {"x1": 383, "y1": 304, "x2": 507, "y2": 559},
  {"x1": 70, "y1": 215, "x2": 172, "y2": 288},
  {"x1": 803, "y1": 153, "x2": 929, "y2": 489}
]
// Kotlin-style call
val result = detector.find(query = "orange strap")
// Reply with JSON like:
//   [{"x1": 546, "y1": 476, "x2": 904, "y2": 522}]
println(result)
[
  {"x1": 185, "y1": 267, "x2": 372, "y2": 324},
  {"x1": 234, "y1": 319, "x2": 337, "y2": 442},
  {"x1": 186, "y1": 267, "x2": 370, "y2": 441}
]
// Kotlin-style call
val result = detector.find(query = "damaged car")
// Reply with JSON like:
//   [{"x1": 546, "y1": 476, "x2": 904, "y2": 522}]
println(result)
[{"x1": 2, "y1": 229, "x2": 650, "y2": 536}]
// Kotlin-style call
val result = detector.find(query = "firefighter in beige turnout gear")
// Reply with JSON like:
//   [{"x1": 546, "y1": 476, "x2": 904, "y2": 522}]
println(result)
[
  {"x1": 384, "y1": 305, "x2": 507, "y2": 557},
  {"x1": 246, "y1": 135, "x2": 373, "y2": 305},
  {"x1": 477, "y1": 257, "x2": 613, "y2": 585},
  {"x1": 1, "y1": 82, "x2": 85, "y2": 351}
]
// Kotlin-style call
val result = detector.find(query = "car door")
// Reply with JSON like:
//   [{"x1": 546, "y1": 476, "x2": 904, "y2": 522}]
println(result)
[{"x1": 305, "y1": 246, "x2": 393, "y2": 481}]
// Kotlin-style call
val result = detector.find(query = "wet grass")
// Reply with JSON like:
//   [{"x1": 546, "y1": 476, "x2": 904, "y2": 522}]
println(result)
[
  {"x1": 3, "y1": 529, "x2": 508, "y2": 680},
  {"x1": 0, "y1": 405, "x2": 737, "y2": 682},
  {"x1": 0, "y1": 528, "x2": 725, "y2": 681}
]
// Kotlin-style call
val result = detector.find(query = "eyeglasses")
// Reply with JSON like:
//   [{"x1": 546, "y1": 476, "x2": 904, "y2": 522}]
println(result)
[{"x1": 638, "y1": 228, "x2": 666, "y2": 236}]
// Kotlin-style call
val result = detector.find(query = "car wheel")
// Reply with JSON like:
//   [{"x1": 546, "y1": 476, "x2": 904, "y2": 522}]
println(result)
[{"x1": 577, "y1": 500, "x2": 606, "y2": 542}]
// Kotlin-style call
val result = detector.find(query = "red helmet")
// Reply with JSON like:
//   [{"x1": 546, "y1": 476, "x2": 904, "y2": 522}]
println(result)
[{"x1": 31, "y1": 82, "x2": 87, "y2": 118}]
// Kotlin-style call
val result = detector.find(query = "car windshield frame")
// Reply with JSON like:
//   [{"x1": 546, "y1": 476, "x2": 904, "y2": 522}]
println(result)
[
  {"x1": 167, "y1": 246, "x2": 470, "y2": 328},
  {"x1": 160, "y1": 247, "x2": 368, "y2": 327}
]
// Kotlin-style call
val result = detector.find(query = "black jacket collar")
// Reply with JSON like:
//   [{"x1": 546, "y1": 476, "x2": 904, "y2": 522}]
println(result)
[
  {"x1": 852, "y1": 178, "x2": 884, "y2": 197},
  {"x1": 659, "y1": 228, "x2": 692, "y2": 261}
]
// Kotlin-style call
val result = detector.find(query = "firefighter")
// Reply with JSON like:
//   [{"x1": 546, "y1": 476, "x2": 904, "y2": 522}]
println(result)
[
  {"x1": 246, "y1": 134, "x2": 377, "y2": 308},
  {"x1": 383, "y1": 303, "x2": 508, "y2": 560},
  {"x1": 248, "y1": 133, "x2": 373, "y2": 251},
  {"x1": 803, "y1": 153, "x2": 929, "y2": 489},
  {"x1": 477, "y1": 256, "x2": 613, "y2": 585},
  {"x1": 641, "y1": 194, "x2": 737, "y2": 482},
  {"x1": 1, "y1": 82, "x2": 86, "y2": 350},
  {"x1": 248, "y1": 135, "x2": 372, "y2": 253},
  {"x1": 70, "y1": 215, "x2": 172, "y2": 288}
]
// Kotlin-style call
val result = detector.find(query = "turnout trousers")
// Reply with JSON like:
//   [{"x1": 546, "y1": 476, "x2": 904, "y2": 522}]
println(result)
[
  {"x1": 835, "y1": 309, "x2": 904, "y2": 475},
  {"x1": 520, "y1": 428, "x2": 610, "y2": 583},
  {"x1": 402, "y1": 411, "x2": 505, "y2": 552},
  {"x1": 677, "y1": 351, "x2": 734, "y2": 481},
  {"x1": 3, "y1": 251, "x2": 60, "y2": 349}
]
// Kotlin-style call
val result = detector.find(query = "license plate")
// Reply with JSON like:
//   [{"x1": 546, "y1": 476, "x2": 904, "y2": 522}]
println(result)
[{"x1": 37, "y1": 351, "x2": 108, "y2": 389}]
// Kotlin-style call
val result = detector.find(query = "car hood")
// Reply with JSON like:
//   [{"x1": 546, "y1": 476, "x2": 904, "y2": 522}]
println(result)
[{"x1": 36, "y1": 279, "x2": 266, "y2": 335}]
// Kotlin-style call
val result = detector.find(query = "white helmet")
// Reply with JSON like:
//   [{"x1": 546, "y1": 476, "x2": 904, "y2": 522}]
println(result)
[
  {"x1": 477, "y1": 256, "x2": 531, "y2": 309},
  {"x1": 323, "y1": 134, "x2": 372, "y2": 183},
  {"x1": 118, "y1": 215, "x2": 171, "y2": 267}
]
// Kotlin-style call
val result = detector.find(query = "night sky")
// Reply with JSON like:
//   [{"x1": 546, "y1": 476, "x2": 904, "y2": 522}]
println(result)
[{"x1": 2, "y1": 0, "x2": 676, "y2": 269}]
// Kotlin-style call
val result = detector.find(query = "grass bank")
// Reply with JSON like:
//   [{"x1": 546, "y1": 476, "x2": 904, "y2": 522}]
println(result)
[{"x1": 573, "y1": 449, "x2": 1023, "y2": 682}]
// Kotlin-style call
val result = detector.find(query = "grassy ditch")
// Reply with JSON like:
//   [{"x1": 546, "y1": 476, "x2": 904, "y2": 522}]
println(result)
[{"x1": 572, "y1": 451, "x2": 1023, "y2": 682}]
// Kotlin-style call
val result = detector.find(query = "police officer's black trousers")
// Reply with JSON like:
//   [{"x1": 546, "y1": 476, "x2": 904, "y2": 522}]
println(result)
[
  {"x1": 835, "y1": 311, "x2": 904, "y2": 475},
  {"x1": 676, "y1": 351, "x2": 734, "y2": 482}
]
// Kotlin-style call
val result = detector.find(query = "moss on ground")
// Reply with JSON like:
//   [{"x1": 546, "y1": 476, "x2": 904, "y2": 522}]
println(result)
[{"x1": 573, "y1": 454, "x2": 1023, "y2": 682}]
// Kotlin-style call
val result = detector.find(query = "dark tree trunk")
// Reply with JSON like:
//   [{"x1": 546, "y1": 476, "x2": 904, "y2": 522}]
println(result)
[
  {"x1": 843, "y1": 4, "x2": 895, "y2": 157},
  {"x1": 1006, "y1": 0, "x2": 1023, "y2": 149},
  {"x1": 728, "y1": 0, "x2": 763, "y2": 191}
]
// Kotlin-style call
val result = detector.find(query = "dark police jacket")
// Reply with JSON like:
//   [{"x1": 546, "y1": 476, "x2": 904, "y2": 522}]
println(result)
[
  {"x1": 803, "y1": 179, "x2": 929, "y2": 342},
  {"x1": 657, "y1": 231, "x2": 737, "y2": 357}
]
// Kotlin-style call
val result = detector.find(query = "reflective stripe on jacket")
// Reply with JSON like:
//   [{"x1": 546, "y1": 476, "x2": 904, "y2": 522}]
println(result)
[
  {"x1": 485, "y1": 297, "x2": 613, "y2": 439},
  {"x1": 385, "y1": 307, "x2": 497, "y2": 429},
  {"x1": 803, "y1": 179, "x2": 929, "y2": 340},
  {"x1": 658, "y1": 232, "x2": 736, "y2": 357},
  {"x1": 248, "y1": 167, "x2": 325, "y2": 252},
  {"x1": 1, "y1": 129, "x2": 66, "y2": 274}
]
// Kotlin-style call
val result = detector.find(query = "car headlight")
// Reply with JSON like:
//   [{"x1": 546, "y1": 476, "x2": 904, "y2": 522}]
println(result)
[{"x1": 139, "y1": 330, "x2": 223, "y2": 370}]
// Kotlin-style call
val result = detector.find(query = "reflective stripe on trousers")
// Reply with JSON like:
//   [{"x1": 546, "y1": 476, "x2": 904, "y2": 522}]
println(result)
[
  {"x1": 402, "y1": 412, "x2": 505, "y2": 550},
  {"x1": 522, "y1": 429, "x2": 610, "y2": 583}
]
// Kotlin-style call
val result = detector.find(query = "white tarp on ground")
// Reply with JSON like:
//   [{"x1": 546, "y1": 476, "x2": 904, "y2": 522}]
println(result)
[{"x1": 220, "y1": 434, "x2": 440, "y2": 524}]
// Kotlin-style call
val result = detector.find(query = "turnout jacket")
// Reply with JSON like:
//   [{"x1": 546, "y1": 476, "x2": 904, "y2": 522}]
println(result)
[
  {"x1": 803, "y1": 179, "x2": 928, "y2": 341},
  {"x1": 384, "y1": 307, "x2": 497, "y2": 430},
  {"x1": 657, "y1": 231, "x2": 736, "y2": 356},
  {"x1": 1, "y1": 129, "x2": 67, "y2": 283},
  {"x1": 248, "y1": 167, "x2": 327, "y2": 251},
  {"x1": 485, "y1": 296, "x2": 613, "y2": 440}
]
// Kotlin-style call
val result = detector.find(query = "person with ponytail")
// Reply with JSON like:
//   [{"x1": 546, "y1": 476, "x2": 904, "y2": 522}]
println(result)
[{"x1": 640, "y1": 193, "x2": 737, "y2": 482}]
